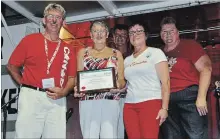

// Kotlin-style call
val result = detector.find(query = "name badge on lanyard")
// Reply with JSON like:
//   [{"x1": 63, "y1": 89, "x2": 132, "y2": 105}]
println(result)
[{"x1": 42, "y1": 78, "x2": 55, "y2": 88}]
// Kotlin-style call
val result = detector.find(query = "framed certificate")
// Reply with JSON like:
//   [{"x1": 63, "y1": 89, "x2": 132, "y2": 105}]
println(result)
[{"x1": 77, "y1": 67, "x2": 117, "y2": 93}]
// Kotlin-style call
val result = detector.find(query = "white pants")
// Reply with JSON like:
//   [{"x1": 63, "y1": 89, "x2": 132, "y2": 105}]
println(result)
[
  {"x1": 79, "y1": 99, "x2": 119, "y2": 139},
  {"x1": 118, "y1": 98, "x2": 125, "y2": 138},
  {"x1": 15, "y1": 87, "x2": 66, "y2": 139}
]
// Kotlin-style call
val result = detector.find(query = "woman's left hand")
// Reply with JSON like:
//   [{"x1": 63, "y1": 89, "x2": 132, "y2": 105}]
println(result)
[
  {"x1": 156, "y1": 109, "x2": 168, "y2": 126},
  {"x1": 110, "y1": 87, "x2": 127, "y2": 93}
]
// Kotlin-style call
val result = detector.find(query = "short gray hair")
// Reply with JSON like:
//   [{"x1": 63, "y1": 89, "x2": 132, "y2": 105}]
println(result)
[
  {"x1": 90, "y1": 21, "x2": 109, "y2": 32},
  {"x1": 44, "y1": 3, "x2": 66, "y2": 19}
]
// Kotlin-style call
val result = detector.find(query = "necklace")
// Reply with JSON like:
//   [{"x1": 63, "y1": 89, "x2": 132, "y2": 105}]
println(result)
[
  {"x1": 133, "y1": 47, "x2": 147, "y2": 58},
  {"x1": 94, "y1": 46, "x2": 106, "y2": 53},
  {"x1": 43, "y1": 32, "x2": 59, "y2": 42}
]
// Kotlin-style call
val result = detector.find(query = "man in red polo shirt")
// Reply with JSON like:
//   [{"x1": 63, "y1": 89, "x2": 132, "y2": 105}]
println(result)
[
  {"x1": 159, "y1": 17, "x2": 212, "y2": 139},
  {"x1": 7, "y1": 3, "x2": 76, "y2": 139}
]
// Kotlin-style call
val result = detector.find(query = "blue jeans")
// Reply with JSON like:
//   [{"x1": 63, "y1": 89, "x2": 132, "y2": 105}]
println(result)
[{"x1": 160, "y1": 85, "x2": 208, "y2": 139}]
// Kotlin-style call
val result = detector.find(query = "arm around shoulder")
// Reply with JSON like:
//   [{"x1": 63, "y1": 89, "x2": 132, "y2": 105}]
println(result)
[
  {"x1": 116, "y1": 50, "x2": 126, "y2": 89},
  {"x1": 77, "y1": 48, "x2": 86, "y2": 71}
]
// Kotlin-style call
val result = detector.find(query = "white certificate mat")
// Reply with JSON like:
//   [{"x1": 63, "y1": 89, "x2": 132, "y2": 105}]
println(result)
[{"x1": 78, "y1": 68, "x2": 116, "y2": 92}]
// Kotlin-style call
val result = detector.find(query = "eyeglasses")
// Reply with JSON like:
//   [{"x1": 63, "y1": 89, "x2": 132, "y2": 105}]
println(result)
[
  {"x1": 115, "y1": 34, "x2": 128, "y2": 38},
  {"x1": 46, "y1": 14, "x2": 62, "y2": 20},
  {"x1": 91, "y1": 30, "x2": 107, "y2": 34},
  {"x1": 161, "y1": 30, "x2": 176, "y2": 36},
  {"x1": 129, "y1": 30, "x2": 145, "y2": 36}
]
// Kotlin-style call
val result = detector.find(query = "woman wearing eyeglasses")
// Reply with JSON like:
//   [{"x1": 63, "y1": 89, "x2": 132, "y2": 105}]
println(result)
[
  {"x1": 123, "y1": 21, "x2": 170, "y2": 139},
  {"x1": 74, "y1": 21, "x2": 125, "y2": 138}
]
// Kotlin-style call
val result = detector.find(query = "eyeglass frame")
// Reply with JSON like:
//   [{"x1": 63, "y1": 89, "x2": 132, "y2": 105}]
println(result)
[
  {"x1": 45, "y1": 14, "x2": 63, "y2": 21},
  {"x1": 161, "y1": 30, "x2": 176, "y2": 36},
  {"x1": 114, "y1": 34, "x2": 128, "y2": 38},
  {"x1": 91, "y1": 29, "x2": 107, "y2": 34},
  {"x1": 128, "y1": 30, "x2": 145, "y2": 36}
]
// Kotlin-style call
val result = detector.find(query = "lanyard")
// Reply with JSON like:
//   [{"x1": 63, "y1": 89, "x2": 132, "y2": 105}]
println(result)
[{"x1": 44, "y1": 39, "x2": 61, "y2": 74}]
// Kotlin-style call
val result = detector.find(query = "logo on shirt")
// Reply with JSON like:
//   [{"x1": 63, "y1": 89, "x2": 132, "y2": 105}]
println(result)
[
  {"x1": 128, "y1": 60, "x2": 147, "y2": 67},
  {"x1": 146, "y1": 52, "x2": 152, "y2": 58},
  {"x1": 167, "y1": 57, "x2": 177, "y2": 72},
  {"x1": 60, "y1": 46, "x2": 70, "y2": 87}
]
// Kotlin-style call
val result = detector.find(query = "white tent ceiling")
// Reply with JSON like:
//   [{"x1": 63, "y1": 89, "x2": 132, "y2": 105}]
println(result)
[{"x1": 2, "y1": 0, "x2": 220, "y2": 26}]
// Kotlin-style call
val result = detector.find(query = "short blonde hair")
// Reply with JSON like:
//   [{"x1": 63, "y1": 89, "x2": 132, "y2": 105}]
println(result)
[{"x1": 44, "y1": 3, "x2": 66, "y2": 19}]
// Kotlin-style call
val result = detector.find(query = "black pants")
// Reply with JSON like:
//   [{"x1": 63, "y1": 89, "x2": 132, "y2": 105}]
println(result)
[{"x1": 160, "y1": 85, "x2": 208, "y2": 139}]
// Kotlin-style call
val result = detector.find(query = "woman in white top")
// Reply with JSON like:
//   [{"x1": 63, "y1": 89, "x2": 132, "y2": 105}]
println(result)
[{"x1": 123, "y1": 21, "x2": 170, "y2": 139}]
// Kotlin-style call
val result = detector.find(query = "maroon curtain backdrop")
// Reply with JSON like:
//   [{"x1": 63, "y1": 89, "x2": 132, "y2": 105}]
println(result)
[{"x1": 205, "y1": 44, "x2": 220, "y2": 139}]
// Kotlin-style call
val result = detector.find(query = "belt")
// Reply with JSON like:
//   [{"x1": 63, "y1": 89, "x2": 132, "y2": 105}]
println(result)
[
  {"x1": 187, "y1": 84, "x2": 198, "y2": 88},
  {"x1": 22, "y1": 84, "x2": 47, "y2": 92}
]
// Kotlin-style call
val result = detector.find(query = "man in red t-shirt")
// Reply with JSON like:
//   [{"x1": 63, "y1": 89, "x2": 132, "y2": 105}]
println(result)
[
  {"x1": 7, "y1": 3, "x2": 76, "y2": 139},
  {"x1": 159, "y1": 17, "x2": 212, "y2": 139}
]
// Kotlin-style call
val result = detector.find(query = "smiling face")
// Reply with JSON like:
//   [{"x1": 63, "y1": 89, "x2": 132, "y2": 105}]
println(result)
[
  {"x1": 113, "y1": 29, "x2": 128, "y2": 46},
  {"x1": 43, "y1": 9, "x2": 64, "y2": 34},
  {"x1": 160, "y1": 23, "x2": 179, "y2": 45},
  {"x1": 90, "y1": 23, "x2": 109, "y2": 44},
  {"x1": 128, "y1": 24, "x2": 146, "y2": 48}
]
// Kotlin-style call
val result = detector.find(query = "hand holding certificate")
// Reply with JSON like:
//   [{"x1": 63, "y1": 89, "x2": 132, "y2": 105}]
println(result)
[{"x1": 77, "y1": 67, "x2": 117, "y2": 93}]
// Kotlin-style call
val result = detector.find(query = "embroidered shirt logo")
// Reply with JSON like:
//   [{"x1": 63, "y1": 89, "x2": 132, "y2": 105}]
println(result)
[
  {"x1": 60, "y1": 46, "x2": 70, "y2": 87},
  {"x1": 129, "y1": 60, "x2": 147, "y2": 67},
  {"x1": 146, "y1": 52, "x2": 152, "y2": 58},
  {"x1": 167, "y1": 57, "x2": 177, "y2": 72}
]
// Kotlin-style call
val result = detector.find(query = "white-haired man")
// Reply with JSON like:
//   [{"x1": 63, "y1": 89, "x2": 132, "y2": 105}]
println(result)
[{"x1": 7, "y1": 3, "x2": 77, "y2": 138}]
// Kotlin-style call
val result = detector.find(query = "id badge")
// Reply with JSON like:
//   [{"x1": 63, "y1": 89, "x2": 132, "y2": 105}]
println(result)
[{"x1": 42, "y1": 78, "x2": 55, "y2": 88}]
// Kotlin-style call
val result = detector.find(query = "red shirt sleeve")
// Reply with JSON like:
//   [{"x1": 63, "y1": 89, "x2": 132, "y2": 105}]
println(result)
[
  {"x1": 8, "y1": 36, "x2": 28, "y2": 67},
  {"x1": 184, "y1": 40, "x2": 206, "y2": 64},
  {"x1": 67, "y1": 46, "x2": 77, "y2": 77}
]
